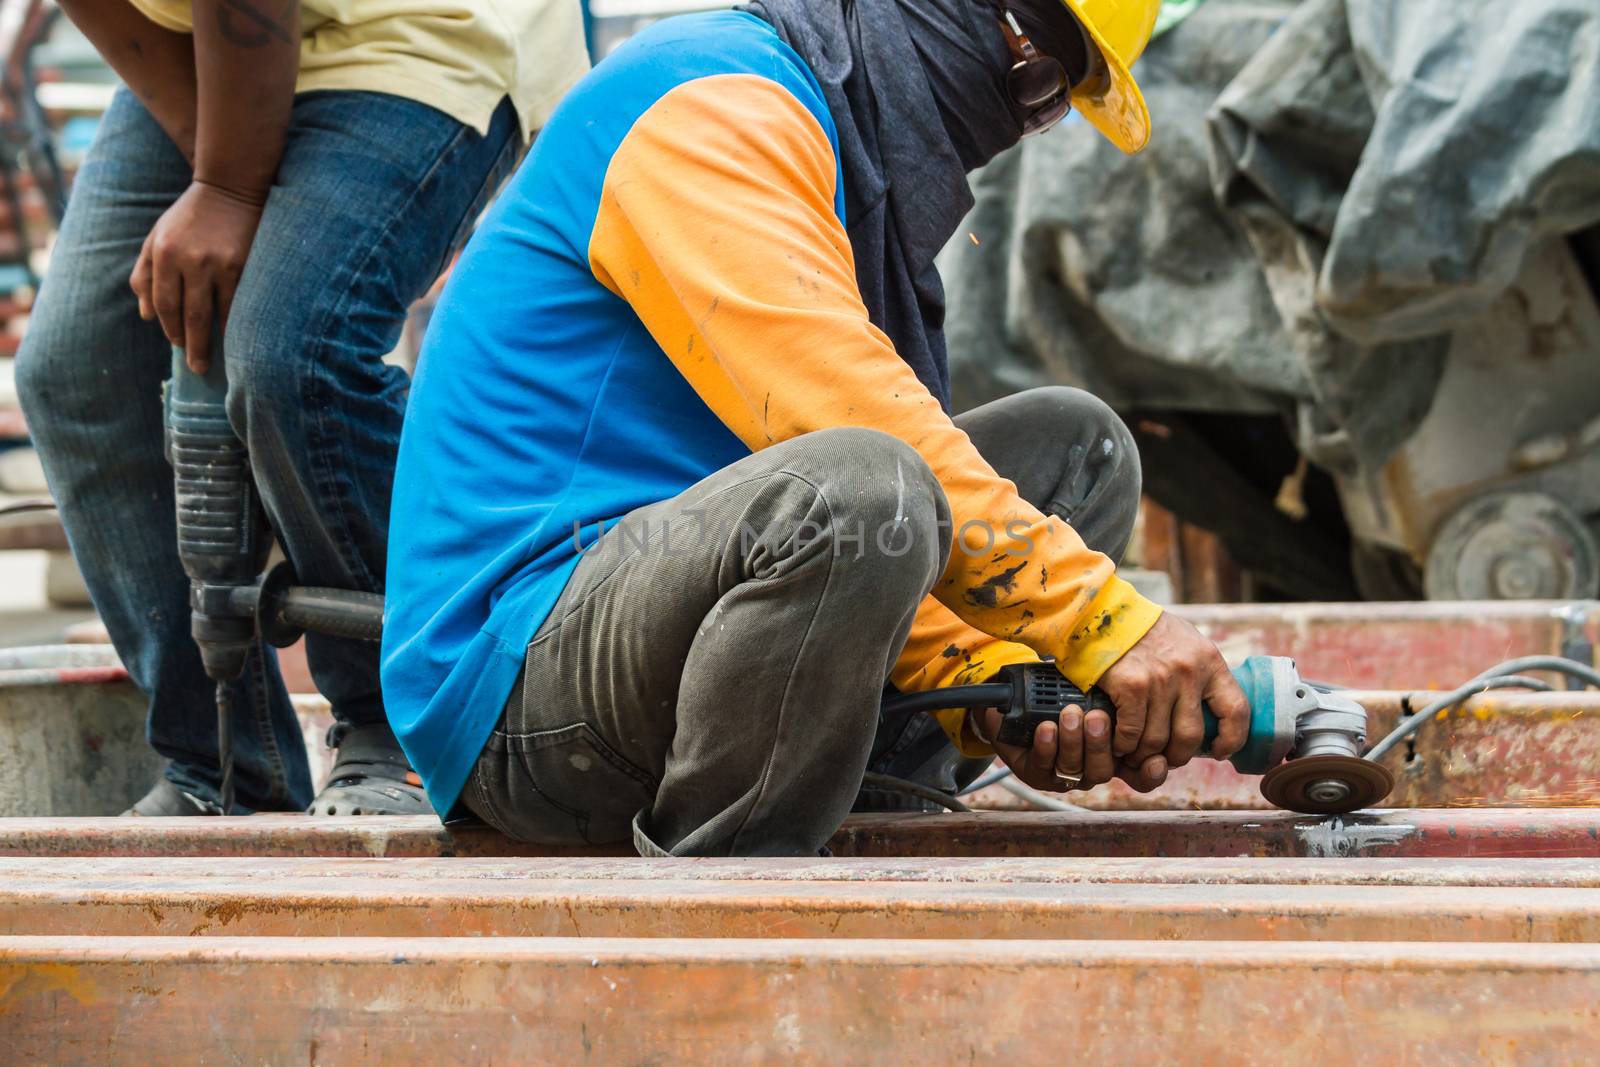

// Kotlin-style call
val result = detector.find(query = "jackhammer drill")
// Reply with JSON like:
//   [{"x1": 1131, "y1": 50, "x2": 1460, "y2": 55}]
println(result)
[
  {"x1": 164, "y1": 346, "x2": 385, "y2": 813},
  {"x1": 882, "y1": 655, "x2": 1395, "y2": 814}
]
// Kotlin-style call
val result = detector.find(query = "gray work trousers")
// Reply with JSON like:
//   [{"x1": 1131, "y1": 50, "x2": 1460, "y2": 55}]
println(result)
[{"x1": 462, "y1": 387, "x2": 1141, "y2": 856}]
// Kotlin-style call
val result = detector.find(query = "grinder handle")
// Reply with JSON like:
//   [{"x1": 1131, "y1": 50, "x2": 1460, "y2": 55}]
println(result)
[{"x1": 992, "y1": 661, "x2": 1223, "y2": 752}]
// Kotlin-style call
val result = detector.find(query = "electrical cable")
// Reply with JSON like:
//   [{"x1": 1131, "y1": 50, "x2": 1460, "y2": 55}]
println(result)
[
  {"x1": 1464, "y1": 675, "x2": 1556, "y2": 694},
  {"x1": 957, "y1": 764, "x2": 1015, "y2": 795},
  {"x1": 957, "y1": 763, "x2": 1090, "y2": 812},
  {"x1": 1364, "y1": 655, "x2": 1600, "y2": 763},
  {"x1": 879, "y1": 684, "x2": 1010, "y2": 719},
  {"x1": 997, "y1": 774, "x2": 1086, "y2": 812},
  {"x1": 860, "y1": 772, "x2": 970, "y2": 813}
]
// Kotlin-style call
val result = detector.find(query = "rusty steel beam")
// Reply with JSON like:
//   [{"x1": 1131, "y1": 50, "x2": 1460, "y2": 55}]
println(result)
[
  {"x1": 1176, "y1": 599, "x2": 1599, "y2": 690},
  {"x1": 6, "y1": 854, "x2": 1600, "y2": 887},
  {"x1": 832, "y1": 809, "x2": 1600, "y2": 859},
  {"x1": 6, "y1": 862, "x2": 1600, "y2": 941},
  {"x1": 4, "y1": 808, "x2": 1600, "y2": 860},
  {"x1": 5, "y1": 937, "x2": 1600, "y2": 1065},
  {"x1": 0, "y1": 814, "x2": 596, "y2": 859}
]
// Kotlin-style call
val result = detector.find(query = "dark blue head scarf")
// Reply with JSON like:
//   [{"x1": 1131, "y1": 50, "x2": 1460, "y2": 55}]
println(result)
[{"x1": 741, "y1": 0, "x2": 1025, "y2": 410}]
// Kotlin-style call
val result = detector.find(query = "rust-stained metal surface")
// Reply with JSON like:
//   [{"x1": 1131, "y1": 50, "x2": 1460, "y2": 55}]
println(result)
[
  {"x1": 4, "y1": 936, "x2": 1600, "y2": 1065},
  {"x1": 971, "y1": 689, "x2": 1600, "y2": 811},
  {"x1": 5, "y1": 808, "x2": 1600, "y2": 859},
  {"x1": 1175, "y1": 599, "x2": 1599, "y2": 689},
  {"x1": 7, "y1": 855, "x2": 1600, "y2": 887},
  {"x1": 0, "y1": 814, "x2": 622, "y2": 858},
  {"x1": 6, "y1": 861, "x2": 1600, "y2": 941},
  {"x1": 1366, "y1": 690, "x2": 1600, "y2": 809},
  {"x1": 1, "y1": 603, "x2": 1593, "y2": 1061},
  {"x1": 830, "y1": 809, "x2": 1600, "y2": 859}
]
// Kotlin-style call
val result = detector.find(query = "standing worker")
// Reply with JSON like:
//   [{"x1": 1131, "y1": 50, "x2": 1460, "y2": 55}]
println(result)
[
  {"x1": 17, "y1": 0, "x2": 587, "y2": 816},
  {"x1": 384, "y1": 0, "x2": 1254, "y2": 856}
]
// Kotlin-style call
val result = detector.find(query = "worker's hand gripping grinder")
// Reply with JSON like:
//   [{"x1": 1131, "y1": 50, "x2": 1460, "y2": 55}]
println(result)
[{"x1": 890, "y1": 656, "x2": 1393, "y2": 814}]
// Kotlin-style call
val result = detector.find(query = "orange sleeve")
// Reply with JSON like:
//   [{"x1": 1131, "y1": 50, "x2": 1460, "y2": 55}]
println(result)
[
  {"x1": 889, "y1": 599, "x2": 1042, "y2": 756},
  {"x1": 587, "y1": 73, "x2": 1162, "y2": 745}
]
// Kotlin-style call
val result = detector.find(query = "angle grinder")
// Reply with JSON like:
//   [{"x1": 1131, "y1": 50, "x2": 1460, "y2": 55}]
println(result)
[{"x1": 882, "y1": 655, "x2": 1393, "y2": 814}]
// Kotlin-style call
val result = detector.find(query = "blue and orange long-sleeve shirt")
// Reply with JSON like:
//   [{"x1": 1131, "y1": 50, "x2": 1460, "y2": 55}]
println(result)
[{"x1": 383, "y1": 10, "x2": 1163, "y2": 815}]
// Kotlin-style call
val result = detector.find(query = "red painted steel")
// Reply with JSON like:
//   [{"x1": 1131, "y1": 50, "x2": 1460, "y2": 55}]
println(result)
[
  {"x1": 1175, "y1": 599, "x2": 1599, "y2": 690},
  {"x1": 4, "y1": 937, "x2": 1600, "y2": 1065}
]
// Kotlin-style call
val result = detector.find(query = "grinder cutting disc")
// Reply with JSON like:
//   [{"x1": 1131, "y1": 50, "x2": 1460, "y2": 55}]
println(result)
[{"x1": 1260, "y1": 756, "x2": 1394, "y2": 815}]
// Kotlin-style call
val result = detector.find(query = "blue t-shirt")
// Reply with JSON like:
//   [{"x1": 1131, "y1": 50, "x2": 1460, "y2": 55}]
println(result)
[{"x1": 382, "y1": 12, "x2": 841, "y2": 815}]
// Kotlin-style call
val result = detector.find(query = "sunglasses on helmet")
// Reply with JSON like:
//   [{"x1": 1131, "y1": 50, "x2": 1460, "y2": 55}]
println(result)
[{"x1": 994, "y1": 6, "x2": 1097, "y2": 138}]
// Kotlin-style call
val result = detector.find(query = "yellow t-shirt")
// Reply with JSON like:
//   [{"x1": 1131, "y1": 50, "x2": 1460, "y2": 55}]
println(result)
[{"x1": 129, "y1": 0, "x2": 589, "y2": 140}]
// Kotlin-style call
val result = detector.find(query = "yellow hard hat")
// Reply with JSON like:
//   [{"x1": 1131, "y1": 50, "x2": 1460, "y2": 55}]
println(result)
[{"x1": 1059, "y1": 0, "x2": 1160, "y2": 153}]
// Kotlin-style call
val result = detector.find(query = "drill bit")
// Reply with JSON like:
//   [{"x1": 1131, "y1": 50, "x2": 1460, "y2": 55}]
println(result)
[{"x1": 216, "y1": 681, "x2": 235, "y2": 815}]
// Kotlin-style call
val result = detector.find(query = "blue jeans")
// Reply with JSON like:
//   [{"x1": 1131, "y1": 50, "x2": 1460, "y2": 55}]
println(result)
[{"x1": 17, "y1": 89, "x2": 519, "y2": 811}]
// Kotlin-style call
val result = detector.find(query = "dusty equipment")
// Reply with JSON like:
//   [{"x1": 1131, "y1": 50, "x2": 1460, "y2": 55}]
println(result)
[
  {"x1": 941, "y1": 0, "x2": 1600, "y2": 601},
  {"x1": 163, "y1": 347, "x2": 383, "y2": 813},
  {"x1": 883, "y1": 655, "x2": 1392, "y2": 815}
]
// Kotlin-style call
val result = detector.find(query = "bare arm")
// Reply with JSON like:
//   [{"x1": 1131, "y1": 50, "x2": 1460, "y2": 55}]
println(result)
[
  {"x1": 127, "y1": 0, "x2": 301, "y2": 370},
  {"x1": 56, "y1": 0, "x2": 199, "y2": 160},
  {"x1": 191, "y1": 0, "x2": 300, "y2": 200}
]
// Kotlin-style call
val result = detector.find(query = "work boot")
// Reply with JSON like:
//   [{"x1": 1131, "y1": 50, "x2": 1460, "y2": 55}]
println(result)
[
  {"x1": 123, "y1": 778, "x2": 225, "y2": 816},
  {"x1": 307, "y1": 722, "x2": 434, "y2": 816}
]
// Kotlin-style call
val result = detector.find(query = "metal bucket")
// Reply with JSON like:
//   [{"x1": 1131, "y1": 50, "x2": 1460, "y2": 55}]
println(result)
[{"x1": 0, "y1": 645, "x2": 160, "y2": 816}]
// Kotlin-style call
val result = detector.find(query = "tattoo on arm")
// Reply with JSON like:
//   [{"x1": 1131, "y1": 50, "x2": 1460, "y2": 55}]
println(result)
[{"x1": 216, "y1": 0, "x2": 295, "y2": 48}]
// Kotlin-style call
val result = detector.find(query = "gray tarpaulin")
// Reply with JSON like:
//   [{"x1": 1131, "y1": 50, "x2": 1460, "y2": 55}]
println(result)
[
  {"x1": 941, "y1": 0, "x2": 1305, "y2": 418},
  {"x1": 943, "y1": 0, "x2": 1600, "y2": 472}
]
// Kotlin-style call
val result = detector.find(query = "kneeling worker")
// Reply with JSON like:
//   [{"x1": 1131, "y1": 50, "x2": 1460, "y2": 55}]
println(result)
[{"x1": 383, "y1": 0, "x2": 1250, "y2": 855}]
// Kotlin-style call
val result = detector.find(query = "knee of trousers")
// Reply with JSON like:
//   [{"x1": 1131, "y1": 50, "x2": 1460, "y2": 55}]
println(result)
[
  {"x1": 220, "y1": 290, "x2": 316, "y2": 441},
  {"x1": 13, "y1": 337, "x2": 54, "y2": 431},
  {"x1": 13, "y1": 317, "x2": 107, "y2": 437},
  {"x1": 785, "y1": 426, "x2": 952, "y2": 593},
  {"x1": 1021, "y1": 385, "x2": 1141, "y2": 500},
  {"x1": 1012, "y1": 386, "x2": 1138, "y2": 455},
  {"x1": 219, "y1": 289, "x2": 402, "y2": 447}
]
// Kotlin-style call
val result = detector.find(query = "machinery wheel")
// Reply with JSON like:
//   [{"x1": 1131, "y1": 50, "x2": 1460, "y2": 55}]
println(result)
[{"x1": 1424, "y1": 491, "x2": 1600, "y2": 600}]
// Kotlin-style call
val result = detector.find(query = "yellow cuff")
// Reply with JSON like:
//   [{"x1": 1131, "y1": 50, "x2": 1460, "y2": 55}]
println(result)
[
  {"x1": 921, "y1": 641, "x2": 1042, "y2": 758},
  {"x1": 1055, "y1": 575, "x2": 1164, "y2": 690}
]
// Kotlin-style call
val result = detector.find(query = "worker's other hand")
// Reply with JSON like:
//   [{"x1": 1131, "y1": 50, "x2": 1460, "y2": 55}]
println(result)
[
  {"x1": 1096, "y1": 611, "x2": 1250, "y2": 772},
  {"x1": 970, "y1": 704, "x2": 1168, "y2": 795},
  {"x1": 130, "y1": 180, "x2": 267, "y2": 374}
]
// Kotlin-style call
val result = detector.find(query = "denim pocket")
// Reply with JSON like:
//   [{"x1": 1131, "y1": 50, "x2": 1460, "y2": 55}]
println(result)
[{"x1": 470, "y1": 721, "x2": 654, "y2": 846}]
